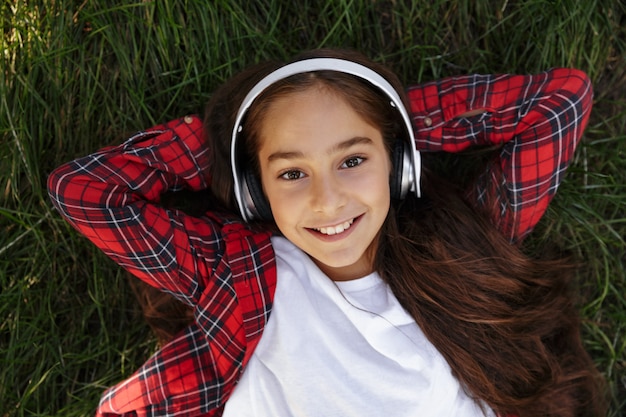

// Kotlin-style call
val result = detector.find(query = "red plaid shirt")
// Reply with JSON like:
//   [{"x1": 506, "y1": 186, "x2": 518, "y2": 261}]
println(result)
[{"x1": 48, "y1": 68, "x2": 592, "y2": 416}]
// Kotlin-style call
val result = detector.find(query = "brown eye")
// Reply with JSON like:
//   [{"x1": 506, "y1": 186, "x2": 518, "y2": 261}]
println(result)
[
  {"x1": 280, "y1": 170, "x2": 305, "y2": 180},
  {"x1": 342, "y1": 157, "x2": 364, "y2": 168}
]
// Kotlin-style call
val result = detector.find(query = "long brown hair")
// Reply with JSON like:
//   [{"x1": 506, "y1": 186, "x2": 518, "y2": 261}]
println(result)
[{"x1": 135, "y1": 48, "x2": 606, "y2": 416}]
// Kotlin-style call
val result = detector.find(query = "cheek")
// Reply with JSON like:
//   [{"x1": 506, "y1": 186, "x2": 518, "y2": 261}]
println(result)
[
  {"x1": 267, "y1": 195, "x2": 301, "y2": 240},
  {"x1": 359, "y1": 164, "x2": 392, "y2": 200},
  {"x1": 264, "y1": 188, "x2": 287, "y2": 216},
  {"x1": 260, "y1": 178, "x2": 297, "y2": 228}
]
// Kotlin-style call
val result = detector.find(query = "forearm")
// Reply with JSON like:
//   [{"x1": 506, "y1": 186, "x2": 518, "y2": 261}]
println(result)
[
  {"x1": 49, "y1": 115, "x2": 209, "y2": 208},
  {"x1": 407, "y1": 68, "x2": 592, "y2": 152}
]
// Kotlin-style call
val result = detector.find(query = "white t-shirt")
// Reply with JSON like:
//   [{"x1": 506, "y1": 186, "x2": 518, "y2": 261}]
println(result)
[{"x1": 223, "y1": 236, "x2": 492, "y2": 417}]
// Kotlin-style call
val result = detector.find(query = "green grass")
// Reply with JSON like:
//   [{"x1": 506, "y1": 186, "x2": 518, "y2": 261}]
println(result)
[{"x1": 1, "y1": 0, "x2": 624, "y2": 415}]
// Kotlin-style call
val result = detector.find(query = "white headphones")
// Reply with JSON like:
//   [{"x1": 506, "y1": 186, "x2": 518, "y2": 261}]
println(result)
[{"x1": 230, "y1": 57, "x2": 421, "y2": 222}]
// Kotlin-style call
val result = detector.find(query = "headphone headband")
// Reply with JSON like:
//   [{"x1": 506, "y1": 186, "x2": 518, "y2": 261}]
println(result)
[{"x1": 230, "y1": 57, "x2": 421, "y2": 221}]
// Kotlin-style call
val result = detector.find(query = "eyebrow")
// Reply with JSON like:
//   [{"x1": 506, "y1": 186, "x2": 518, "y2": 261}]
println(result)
[{"x1": 266, "y1": 136, "x2": 374, "y2": 162}]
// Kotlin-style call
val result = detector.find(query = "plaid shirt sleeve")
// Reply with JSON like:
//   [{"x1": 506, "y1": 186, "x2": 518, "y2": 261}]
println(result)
[
  {"x1": 48, "y1": 115, "x2": 276, "y2": 416},
  {"x1": 47, "y1": 115, "x2": 218, "y2": 304},
  {"x1": 407, "y1": 68, "x2": 593, "y2": 243}
]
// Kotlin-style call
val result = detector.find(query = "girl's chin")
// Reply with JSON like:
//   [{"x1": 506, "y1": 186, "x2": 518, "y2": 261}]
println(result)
[{"x1": 310, "y1": 254, "x2": 374, "y2": 281}]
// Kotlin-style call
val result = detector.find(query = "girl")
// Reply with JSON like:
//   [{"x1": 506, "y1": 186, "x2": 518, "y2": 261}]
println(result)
[{"x1": 48, "y1": 49, "x2": 605, "y2": 416}]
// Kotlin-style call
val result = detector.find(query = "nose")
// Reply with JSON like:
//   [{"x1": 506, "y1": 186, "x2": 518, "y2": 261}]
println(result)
[{"x1": 310, "y1": 172, "x2": 346, "y2": 214}]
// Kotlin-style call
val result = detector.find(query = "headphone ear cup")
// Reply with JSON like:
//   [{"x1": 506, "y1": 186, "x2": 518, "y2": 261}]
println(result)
[
  {"x1": 242, "y1": 168, "x2": 273, "y2": 221},
  {"x1": 389, "y1": 138, "x2": 406, "y2": 200}
]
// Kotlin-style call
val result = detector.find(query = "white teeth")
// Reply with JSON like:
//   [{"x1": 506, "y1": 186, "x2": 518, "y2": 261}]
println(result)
[{"x1": 317, "y1": 219, "x2": 354, "y2": 236}]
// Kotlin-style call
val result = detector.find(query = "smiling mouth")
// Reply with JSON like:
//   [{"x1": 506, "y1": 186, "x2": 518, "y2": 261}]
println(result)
[{"x1": 312, "y1": 218, "x2": 355, "y2": 236}]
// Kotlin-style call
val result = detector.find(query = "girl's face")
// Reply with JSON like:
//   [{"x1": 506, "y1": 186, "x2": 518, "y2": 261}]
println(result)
[{"x1": 257, "y1": 85, "x2": 392, "y2": 281}]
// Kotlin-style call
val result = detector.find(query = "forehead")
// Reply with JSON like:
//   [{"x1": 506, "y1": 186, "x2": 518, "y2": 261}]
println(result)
[
  {"x1": 257, "y1": 73, "x2": 388, "y2": 125},
  {"x1": 257, "y1": 86, "x2": 381, "y2": 147}
]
